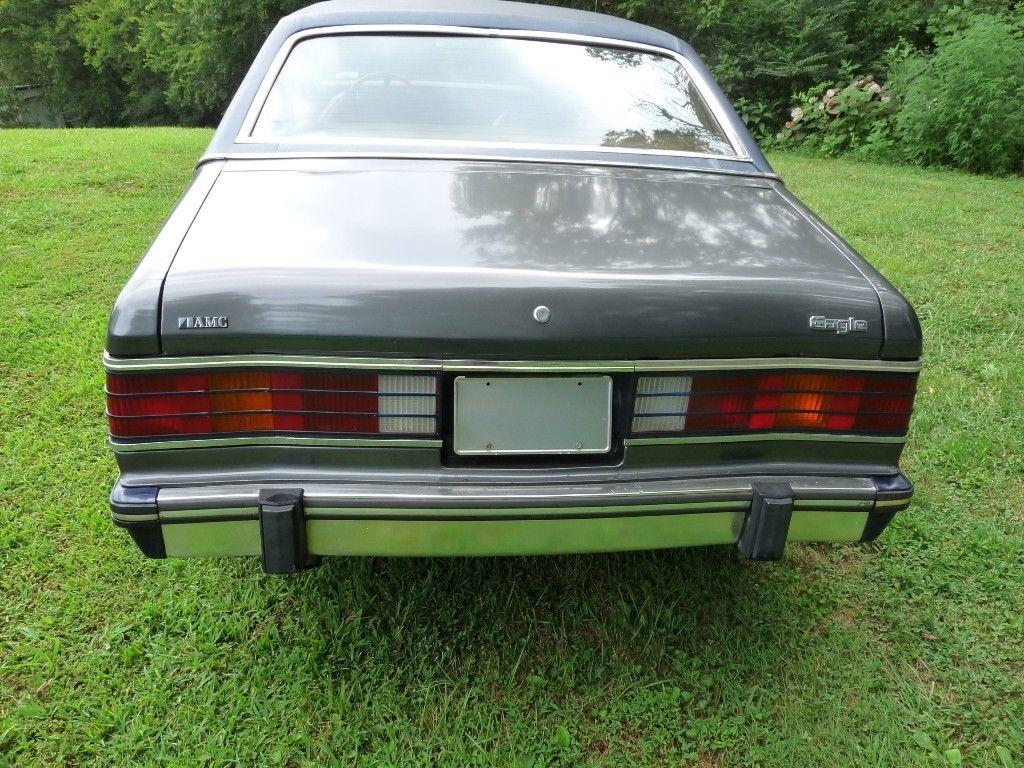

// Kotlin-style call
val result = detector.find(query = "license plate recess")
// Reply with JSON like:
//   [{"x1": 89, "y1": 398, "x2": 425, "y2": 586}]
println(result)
[{"x1": 453, "y1": 376, "x2": 613, "y2": 456}]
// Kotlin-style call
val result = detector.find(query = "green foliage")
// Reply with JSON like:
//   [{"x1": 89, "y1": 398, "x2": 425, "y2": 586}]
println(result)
[
  {"x1": 774, "y1": 76, "x2": 897, "y2": 157},
  {"x1": 889, "y1": 13, "x2": 1024, "y2": 175},
  {"x1": 128, "y1": 0, "x2": 308, "y2": 123},
  {"x1": 0, "y1": 0, "x2": 309, "y2": 125},
  {"x1": 733, "y1": 96, "x2": 777, "y2": 142},
  {"x1": 2, "y1": 0, "x2": 1024, "y2": 174},
  {"x1": 772, "y1": 9, "x2": 1024, "y2": 174},
  {"x1": 0, "y1": 0, "x2": 945, "y2": 128},
  {"x1": 0, "y1": 0, "x2": 126, "y2": 125},
  {"x1": 925, "y1": 0, "x2": 1024, "y2": 39},
  {"x1": 598, "y1": 0, "x2": 930, "y2": 130},
  {"x1": 0, "y1": 70, "x2": 22, "y2": 125}
]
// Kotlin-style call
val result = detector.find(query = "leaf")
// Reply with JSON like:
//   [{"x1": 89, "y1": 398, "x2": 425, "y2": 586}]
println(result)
[
  {"x1": 912, "y1": 731, "x2": 935, "y2": 752},
  {"x1": 552, "y1": 725, "x2": 571, "y2": 748},
  {"x1": 943, "y1": 748, "x2": 963, "y2": 766},
  {"x1": 995, "y1": 746, "x2": 1014, "y2": 768}
]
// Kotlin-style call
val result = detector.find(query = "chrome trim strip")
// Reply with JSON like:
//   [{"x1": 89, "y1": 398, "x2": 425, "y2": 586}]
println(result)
[
  {"x1": 112, "y1": 430, "x2": 905, "y2": 453},
  {"x1": 793, "y1": 498, "x2": 870, "y2": 509},
  {"x1": 626, "y1": 433, "x2": 907, "y2": 446},
  {"x1": 633, "y1": 358, "x2": 923, "y2": 373},
  {"x1": 239, "y1": 136, "x2": 746, "y2": 162},
  {"x1": 104, "y1": 352, "x2": 922, "y2": 375},
  {"x1": 103, "y1": 351, "x2": 440, "y2": 372},
  {"x1": 156, "y1": 475, "x2": 876, "y2": 510},
  {"x1": 234, "y1": 25, "x2": 749, "y2": 160},
  {"x1": 873, "y1": 497, "x2": 913, "y2": 508},
  {"x1": 445, "y1": 359, "x2": 634, "y2": 373},
  {"x1": 306, "y1": 500, "x2": 749, "y2": 515},
  {"x1": 202, "y1": 153, "x2": 780, "y2": 181},
  {"x1": 160, "y1": 486, "x2": 750, "y2": 510},
  {"x1": 111, "y1": 436, "x2": 442, "y2": 452},
  {"x1": 159, "y1": 500, "x2": 748, "y2": 522},
  {"x1": 112, "y1": 512, "x2": 159, "y2": 523},
  {"x1": 160, "y1": 507, "x2": 257, "y2": 521}
]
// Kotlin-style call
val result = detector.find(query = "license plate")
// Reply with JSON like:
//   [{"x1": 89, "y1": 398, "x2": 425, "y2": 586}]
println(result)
[{"x1": 453, "y1": 376, "x2": 612, "y2": 455}]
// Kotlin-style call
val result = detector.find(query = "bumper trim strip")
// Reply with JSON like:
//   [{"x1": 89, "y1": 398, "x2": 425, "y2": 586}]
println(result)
[
  {"x1": 112, "y1": 512, "x2": 159, "y2": 523},
  {"x1": 873, "y1": 497, "x2": 913, "y2": 508},
  {"x1": 149, "y1": 498, "x2": 880, "y2": 523},
  {"x1": 154, "y1": 476, "x2": 877, "y2": 511},
  {"x1": 290, "y1": 500, "x2": 746, "y2": 521}
]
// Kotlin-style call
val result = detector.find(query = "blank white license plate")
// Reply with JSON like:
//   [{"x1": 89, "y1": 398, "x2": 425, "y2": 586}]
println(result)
[{"x1": 453, "y1": 376, "x2": 612, "y2": 455}]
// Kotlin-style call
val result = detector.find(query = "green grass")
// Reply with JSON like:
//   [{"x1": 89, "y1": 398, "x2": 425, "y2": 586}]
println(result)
[{"x1": 1, "y1": 128, "x2": 1023, "y2": 767}]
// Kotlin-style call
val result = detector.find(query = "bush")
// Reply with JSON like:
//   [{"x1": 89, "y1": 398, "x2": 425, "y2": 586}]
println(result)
[
  {"x1": 0, "y1": 0, "x2": 309, "y2": 126},
  {"x1": 733, "y1": 97, "x2": 779, "y2": 142},
  {"x1": 889, "y1": 14, "x2": 1024, "y2": 175},
  {"x1": 613, "y1": 0, "x2": 938, "y2": 134},
  {"x1": 2, "y1": 0, "x2": 1023, "y2": 176},
  {"x1": 0, "y1": 72, "x2": 23, "y2": 126},
  {"x1": 0, "y1": 0, "x2": 939, "y2": 128},
  {"x1": 774, "y1": 75, "x2": 897, "y2": 156}
]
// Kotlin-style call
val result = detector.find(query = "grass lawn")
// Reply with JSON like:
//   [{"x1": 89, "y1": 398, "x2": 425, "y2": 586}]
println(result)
[{"x1": 1, "y1": 128, "x2": 1022, "y2": 767}]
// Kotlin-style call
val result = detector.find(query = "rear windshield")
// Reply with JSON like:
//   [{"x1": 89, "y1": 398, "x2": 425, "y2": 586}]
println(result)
[{"x1": 249, "y1": 34, "x2": 737, "y2": 156}]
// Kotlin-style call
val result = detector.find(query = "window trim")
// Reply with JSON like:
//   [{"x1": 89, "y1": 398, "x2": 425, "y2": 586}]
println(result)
[{"x1": 235, "y1": 25, "x2": 750, "y2": 161}]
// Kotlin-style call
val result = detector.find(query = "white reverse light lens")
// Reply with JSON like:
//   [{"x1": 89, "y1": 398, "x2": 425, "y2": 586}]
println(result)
[
  {"x1": 378, "y1": 375, "x2": 437, "y2": 434},
  {"x1": 631, "y1": 375, "x2": 691, "y2": 433}
]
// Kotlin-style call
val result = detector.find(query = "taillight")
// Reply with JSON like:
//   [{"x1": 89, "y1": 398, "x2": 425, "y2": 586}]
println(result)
[
  {"x1": 106, "y1": 370, "x2": 439, "y2": 439},
  {"x1": 631, "y1": 371, "x2": 916, "y2": 436}
]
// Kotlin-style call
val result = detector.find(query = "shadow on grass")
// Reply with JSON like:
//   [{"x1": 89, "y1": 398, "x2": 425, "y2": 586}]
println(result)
[{"x1": 278, "y1": 545, "x2": 819, "y2": 690}]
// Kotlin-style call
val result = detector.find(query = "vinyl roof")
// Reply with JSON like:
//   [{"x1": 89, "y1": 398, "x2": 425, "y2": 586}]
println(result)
[
  {"x1": 202, "y1": 0, "x2": 773, "y2": 175},
  {"x1": 284, "y1": 0, "x2": 684, "y2": 53}
]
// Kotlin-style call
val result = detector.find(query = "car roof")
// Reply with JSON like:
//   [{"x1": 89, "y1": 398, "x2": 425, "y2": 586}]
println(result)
[
  {"x1": 287, "y1": 0, "x2": 681, "y2": 52},
  {"x1": 202, "y1": 0, "x2": 773, "y2": 176}
]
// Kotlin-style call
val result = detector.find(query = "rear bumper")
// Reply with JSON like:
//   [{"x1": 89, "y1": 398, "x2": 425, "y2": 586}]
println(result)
[{"x1": 111, "y1": 472, "x2": 912, "y2": 560}]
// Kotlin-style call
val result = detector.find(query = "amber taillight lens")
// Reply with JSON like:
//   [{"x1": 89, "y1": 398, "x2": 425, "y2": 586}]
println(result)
[
  {"x1": 631, "y1": 371, "x2": 917, "y2": 436},
  {"x1": 106, "y1": 370, "x2": 439, "y2": 439}
]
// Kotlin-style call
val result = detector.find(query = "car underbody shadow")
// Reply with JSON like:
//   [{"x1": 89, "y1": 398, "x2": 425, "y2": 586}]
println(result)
[{"x1": 278, "y1": 544, "x2": 835, "y2": 690}]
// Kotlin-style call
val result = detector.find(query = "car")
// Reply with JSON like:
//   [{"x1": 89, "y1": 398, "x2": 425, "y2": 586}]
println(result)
[{"x1": 105, "y1": 0, "x2": 921, "y2": 572}]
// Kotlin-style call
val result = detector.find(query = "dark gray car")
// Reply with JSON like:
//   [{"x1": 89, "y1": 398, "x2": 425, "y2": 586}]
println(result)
[{"x1": 106, "y1": 0, "x2": 921, "y2": 572}]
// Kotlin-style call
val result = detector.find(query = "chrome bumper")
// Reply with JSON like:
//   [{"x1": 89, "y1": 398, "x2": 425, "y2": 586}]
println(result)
[{"x1": 111, "y1": 473, "x2": 912, "y2": 563}]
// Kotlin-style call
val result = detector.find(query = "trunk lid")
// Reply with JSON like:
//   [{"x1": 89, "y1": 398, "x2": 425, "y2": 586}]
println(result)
[{"x1": 160, "y1": 160, "x2": 883, "y2": 358}]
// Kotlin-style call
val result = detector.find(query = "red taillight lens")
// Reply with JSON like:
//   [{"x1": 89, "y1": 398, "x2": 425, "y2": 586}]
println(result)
[
  {"x1": 632, "y1": 371, "x2": 916, "y2": 436},
  {"x1": 106, "y1": 370, "x2": 438, "y2": 439}
]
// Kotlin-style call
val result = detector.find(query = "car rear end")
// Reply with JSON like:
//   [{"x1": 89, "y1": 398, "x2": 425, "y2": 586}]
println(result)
[{"x1": 107, "y1": 351, "x2": 917, "y2": 570}]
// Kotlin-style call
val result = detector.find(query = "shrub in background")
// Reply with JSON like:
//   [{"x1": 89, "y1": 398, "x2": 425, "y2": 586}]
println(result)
[
  {"x1": 733, "y1": 97, "x2": 778, "y2": 142},
  {"x1": 0, "y1": 0, "x2": 935, "y2": 128},
  {"x1": 0, "y1": 0, "x2": 310, "y2": 126},
  {"x1": 774, "y1": 75, "x2": 897, "y2": 156},
  {"x1": 889, "y1": 14, "x2": 1024, "y2": 176},
  {"x1": 2, "y1": 0, "x2": 1023, "y2": 178},
  {"x1": 0, "y1": 68, "x2": 22, "y2": 125}
]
